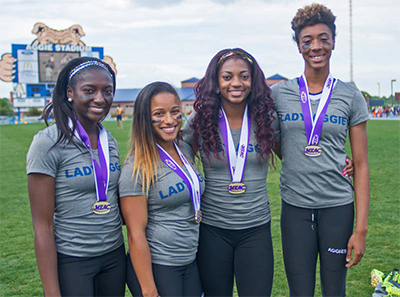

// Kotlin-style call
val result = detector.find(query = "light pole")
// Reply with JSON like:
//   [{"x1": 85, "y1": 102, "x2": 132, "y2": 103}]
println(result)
[
  {"x1": 377, "y1": 82, "x2": 380, "y2": 98},
  {"x1": 391, "y1": 79, "x2": 396, "y2": 106}
]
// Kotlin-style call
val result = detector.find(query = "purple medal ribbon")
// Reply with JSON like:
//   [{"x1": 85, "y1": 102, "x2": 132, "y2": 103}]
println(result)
[
  {"x1": 299, "y1": 74, "x2": 335, "y2": 145},
  {"x1": 157, "y1": 143, "x2": 201, "y2": 220},
  {"x1": 74, "y1": 120, "x2": 110, "y2": 202},
  {"x1": 218, "y1": 105, "x2": 251, "y2": 182}
]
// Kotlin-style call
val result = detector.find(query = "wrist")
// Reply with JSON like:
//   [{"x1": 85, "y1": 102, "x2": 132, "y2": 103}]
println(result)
[
  {"x1": 142, "y1": 288, "x2": 158, "y2": 297},
  {"x1": 354, "y1": 227, "x2": 368, "y2": 235}
]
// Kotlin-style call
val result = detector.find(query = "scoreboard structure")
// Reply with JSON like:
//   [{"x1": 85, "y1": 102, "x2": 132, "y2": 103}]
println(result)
[{"x1": 11, "y1": 43, "x2": 104, "y2": 108}]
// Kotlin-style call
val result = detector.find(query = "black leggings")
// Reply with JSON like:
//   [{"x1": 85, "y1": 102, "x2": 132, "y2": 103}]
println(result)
[
  {"x1": 197, "y1": 222, "x2": 274, "y2": 297},
  {"x1": 57, "y1": 244, "x2": 126, "y2": 296},
  {"x1": 127, "y1": 253, "x2": 202, "y2": 297},
  {"x1": 281, "y1": 200, "x2": 354, "y2": 297}
]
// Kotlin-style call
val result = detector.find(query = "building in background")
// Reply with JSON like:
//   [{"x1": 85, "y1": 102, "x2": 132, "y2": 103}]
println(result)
[{"x1": 112, "y1": 75, "x2": 291, "y2": 117}]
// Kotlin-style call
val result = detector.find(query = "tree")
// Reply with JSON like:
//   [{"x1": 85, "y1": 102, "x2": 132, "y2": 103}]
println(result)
[
  {"x1": 25, "y1": 107, "x2": 42, "y2": 116},
  {"x1": 0, "y1": 98, "x2": 13, "y2": 116},
  {"x1": 361, "y1": 90, "x2": 372, "y2": 99}
]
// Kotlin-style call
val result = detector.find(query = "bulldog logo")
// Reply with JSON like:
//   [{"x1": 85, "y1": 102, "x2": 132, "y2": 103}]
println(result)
[{"x1": 31, "y1": 22, "x2": 86, "y2": 45}]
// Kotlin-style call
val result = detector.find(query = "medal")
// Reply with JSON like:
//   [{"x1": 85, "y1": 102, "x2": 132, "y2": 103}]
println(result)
[
  {"x1": 195, "y1": 210, "x2": 202, "y2": 223},
  {"x1": 219, "y1": 105, "x2": 251, "y2": 194},
  {"x1": 72, "y1": 119, "x2": 110, "y2": 215},
  {"x1": 92, "y1": 201, "x2": 111, "y2": 214},
  {"x1": 304, "y1": 145, "x2": 322, "y2": 157},
  {"x1": 299, "y1": 73, "x2": 335, "y2": 157},
  {"x1": 228, "y1": 182, "x2": 246, "y2": 194},
  {"x1": 158, "y1": 143, "x2": 201, "y2": 223}
]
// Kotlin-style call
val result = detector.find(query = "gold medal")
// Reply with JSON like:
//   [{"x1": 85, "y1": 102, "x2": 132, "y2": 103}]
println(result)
[
  {"x1": 92, "y1": 201, "x2": 111, "y2": 214},
  {"x1": 228, "y1": 182, "x2": 246, "y2": 194},
  {"x1": 304, "y1": 145, "x2": 322, "y2": 157},
  {"x1": 195, "y1": 210, "x2": 202, "y2": 223}
]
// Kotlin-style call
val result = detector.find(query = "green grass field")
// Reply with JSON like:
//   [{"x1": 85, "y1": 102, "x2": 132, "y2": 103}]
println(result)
[{"x1": 1, "y1": 119, "x2": 399, "y2": 296}]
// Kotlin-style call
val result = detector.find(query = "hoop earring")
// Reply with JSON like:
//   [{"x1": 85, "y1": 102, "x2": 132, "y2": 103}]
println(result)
[{"x1": 68, "y1": 97, "x2": 73, "y2": 102}]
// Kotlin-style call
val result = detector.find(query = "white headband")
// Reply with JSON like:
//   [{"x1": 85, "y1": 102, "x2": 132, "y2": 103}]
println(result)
[{"x1": 68, "y1": 61, "x2": 113, "y2": 82}]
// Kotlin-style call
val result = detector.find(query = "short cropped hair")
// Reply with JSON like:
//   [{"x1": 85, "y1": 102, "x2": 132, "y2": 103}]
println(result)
[{"x1": 291, "y1": 3, "x2": 336, "y2": 44}]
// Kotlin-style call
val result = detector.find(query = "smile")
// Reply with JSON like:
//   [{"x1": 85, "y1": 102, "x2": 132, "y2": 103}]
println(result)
[
  {"x1": 229, "y1": 90, "x2": 245, "y2": 96},
  {"x1": 89, "y1": 106, "x2": 106, "y2": 113},
  {"x1": 310, "y1": 54, "x2": 325, "y2": 61},
  {"x1": 161, "y1": 126, "x2": 177, "y2": 134}
]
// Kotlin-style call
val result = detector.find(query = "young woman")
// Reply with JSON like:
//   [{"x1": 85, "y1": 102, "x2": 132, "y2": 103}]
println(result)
[
  {"x1": 183, "y1": 48, "x2": 276, "y2": 296},
  {"x1": 272, "y1": 4, "x2": 370, "y2": 296},
  {"x1": 119, "y1": 82, "x2": 204, "y2": 297},
  {"x1": 26, "y1": 57, "x2": 126, "y2": 296}
]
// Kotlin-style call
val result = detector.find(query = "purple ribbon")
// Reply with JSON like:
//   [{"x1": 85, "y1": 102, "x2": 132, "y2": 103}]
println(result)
[
  {"x1": 75, "y1": 121, "x2": 108, "y2": 202},
  {"x1": 299, "y1": 74, "x2": 335, "y2": 145},
  {"x1": 157, "y1": 144, "x2": 201, "y2": 215}
]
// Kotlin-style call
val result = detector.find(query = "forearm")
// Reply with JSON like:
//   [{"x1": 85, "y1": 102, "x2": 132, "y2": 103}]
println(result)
[
  {"x1": 28, "y1": 174, "x2": 59, "y2": 296},
  {"x1": 128, "y1": 235, "x2": 158, "y2": 297},
  {"x1": 346, "y1": 122, "x2": 370, "y2": 267},
  {"x1": 353, "y1": 162, "x2": 370, "y2": 234},
  {"x1": 349, "y1": 122, "x2": 370, "y2": 234},
  {"x1": 34, "y1": 229, "x2": 61, "y2": 296}
]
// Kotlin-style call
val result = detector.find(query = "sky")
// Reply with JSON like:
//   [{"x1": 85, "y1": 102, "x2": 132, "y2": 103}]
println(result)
[{"x1": 0, "y1": 0, "x2": 399, "y2": 99}]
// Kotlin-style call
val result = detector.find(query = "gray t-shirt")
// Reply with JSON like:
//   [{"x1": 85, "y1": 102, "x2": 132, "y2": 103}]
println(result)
[
  {"x1": 272, "y1": 78, "x2": 369, "y2": 208},
  {"x1": 26, "y1": 124, "x2": 124, "y2": 257},
  {"x1": 183, "y1": 112, "x2": 272, "y2": 230},
  {"x1": 118, "y1": 141, "x2": 205, "y2": 266}
]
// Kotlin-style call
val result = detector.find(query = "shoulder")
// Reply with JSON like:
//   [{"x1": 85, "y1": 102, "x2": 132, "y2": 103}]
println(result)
[
  {"x1": 122, "y1": 154, "x2": 135, "y2": 167},
  {"x1": 105, "y1": 129, "x2": 118, "y2": 147},
  {"x1": 30, "y1": 124, "x2": 59, "y2": 148},
  {"x1": 272, "y1": 78, "x2": 299, "y2": 104},
  {"x1": 120, "y1": 154, "x2": 136, "y2": 179},
  {"x1": 179, "y1": 141, "x2": 195, "y2": 162},
  {"x1": 182, "y1": 112, "x2": 196, "y2": 144},
  {"x1": 185, "y1": 111, "x2": 196, "y2": 126},
  {"x1": 271, "y1": 78, "x2": 298, "y2": 93},
  {"x1": 333, "y1": 79, "x2": 364, "y2": 100},
  {"x1": 334, "y1": 79, "x2": 357, "y2": 92}
]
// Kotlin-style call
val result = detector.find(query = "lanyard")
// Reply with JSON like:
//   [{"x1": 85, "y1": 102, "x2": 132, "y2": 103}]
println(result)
[
  {"x1": 70, "y1": 119, "x2": 110, "y2": 202},
  {"x1": 157, "y1": 143, "x2": 201, "y2": 222},
  {"x1": 218, "y1": 104, "x2": 250, "y2": 183},
  {"x1": 299, "y1": 73, "x2": 335, "y2": 145}
]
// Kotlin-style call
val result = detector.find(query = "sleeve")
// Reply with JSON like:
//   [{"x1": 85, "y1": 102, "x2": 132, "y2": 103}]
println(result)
[
  {"x1": 118, "y1": 155, "x2": 145, "y2": 198},
  {"x1": 271, "y1": 84, "x2": 281, "y2": 143},
  {"x1": 179, "y1": 141, "x2": 195, "y2": 163},
  {"x1": 349, "y1": 89, "x2": 370, "y2": 127},
  {"x1": 108, "y1": 132, "x2": 120, "y2": 163},
  {"x1": 26, "y1": 131, "x2": 59, "y2": 177}
]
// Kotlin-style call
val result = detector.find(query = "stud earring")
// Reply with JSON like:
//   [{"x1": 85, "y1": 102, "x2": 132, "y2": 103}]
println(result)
[
  {"x1": 68, "y1": 97, "x2": 73, "y2": 102},
  {"x1": 216, "y1": 88, "x2": 220, "y2": 94}
]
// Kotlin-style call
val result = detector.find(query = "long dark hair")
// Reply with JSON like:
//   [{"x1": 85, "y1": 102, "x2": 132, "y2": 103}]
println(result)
[
  {"x1": 191, "y1": 48, "x2": 275, "y2": 163},
  {"x1": 128, "y1": 82, "x2": 180, "y2": 194},
  {"x1": 42, "y1": 56, "x2": 116, "y2": 148}
]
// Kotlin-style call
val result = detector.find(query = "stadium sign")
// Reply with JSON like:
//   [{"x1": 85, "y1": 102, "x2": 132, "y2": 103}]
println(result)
[{"x1": 0, "y1": 22, "x2": 116, "y2": 108}]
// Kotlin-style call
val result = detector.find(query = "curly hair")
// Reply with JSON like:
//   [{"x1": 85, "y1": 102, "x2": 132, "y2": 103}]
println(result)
[
  {"x1": 191, "y1": 48, "x2": 275, "y2": 164},
  {"x1": 291, "y1": 3, "x2": 336, "y2": 44},
  {"x1": 43, "y1": 57, "x2": 116, "y2": 148}
]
